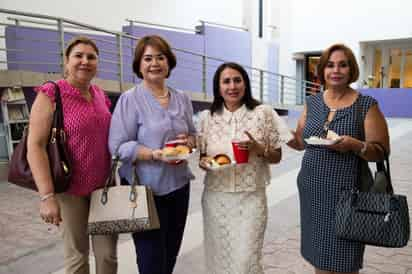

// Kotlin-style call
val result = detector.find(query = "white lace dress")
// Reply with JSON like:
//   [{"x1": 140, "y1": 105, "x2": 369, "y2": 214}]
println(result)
[{"x1": 198, "y1": 104, "x2": 291, "y2": 274}]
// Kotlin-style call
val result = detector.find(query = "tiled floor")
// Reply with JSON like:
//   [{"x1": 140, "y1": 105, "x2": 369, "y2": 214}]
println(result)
[{"x1": 1, "y1": 118, "x2": 412, "y2": 274}]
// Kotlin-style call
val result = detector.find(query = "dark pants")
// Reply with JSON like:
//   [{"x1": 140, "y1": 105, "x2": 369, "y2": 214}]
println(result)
[{"x1": 130, "y1": 183, "x2": 190, "y2": 274}]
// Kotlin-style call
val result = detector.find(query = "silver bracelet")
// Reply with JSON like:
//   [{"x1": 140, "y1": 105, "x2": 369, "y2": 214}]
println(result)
[{"x1": 40, "y1": 193, "x2": 55, "y2": 202}]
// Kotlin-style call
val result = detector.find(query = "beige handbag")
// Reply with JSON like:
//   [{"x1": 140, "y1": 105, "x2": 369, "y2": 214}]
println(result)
[{"x1": 88, "y1": 157, "x2": 160, "y2": 235}]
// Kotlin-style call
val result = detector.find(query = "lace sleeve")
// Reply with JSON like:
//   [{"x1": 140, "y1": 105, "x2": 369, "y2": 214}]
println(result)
[{"x1": 263, "y1": 106, "x2": 293, "y2": 150}]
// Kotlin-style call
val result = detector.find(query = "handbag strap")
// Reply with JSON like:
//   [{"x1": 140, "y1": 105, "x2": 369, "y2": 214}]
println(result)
[
  {"x1": 370, "y1": 141, "x2": 393, "y2": 194},
  {"x1": 354, "y1": 99, "x2": 393, "y2": 193},
  {"x1": 44, "y1": 81, "x2": 64, "y2": 130},
  {"x1": 100, "y1": 156, "x2": 142, "y2": 205},
  {"x1": 100, "y1": 156, "x2": 119, "y2": 204}
]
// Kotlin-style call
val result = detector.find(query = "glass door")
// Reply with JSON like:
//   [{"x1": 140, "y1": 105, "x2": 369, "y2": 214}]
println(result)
[
  {"x1": 388, "y1": 48, "x2": 402, "y2": 88},
  {"x1": 403, "y1": 50, "x2": 412, "y2": 88},
  {"x1": 372, "y1": 48, "x2": 382, "y2": 88},
  {"x1": 364, "y1": 40, "x2": 412, "y2": 88}
]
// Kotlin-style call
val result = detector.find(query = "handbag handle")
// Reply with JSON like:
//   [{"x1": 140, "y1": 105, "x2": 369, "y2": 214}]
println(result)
[
  {"x1": 355, "y1": 141, "x2": 393, "y2": 194},
  {"x1": 100, "y1": 156, "x2": 141, "y2": 205},
  {"x1": 44, "y1": 81, "x2": 66, "y2": 144},
  {"x1": 370, "y1": 141, "x2": 393, "y2": 194},
  {"x1": 355, "y1": 100, "x2": 393, "y2": 194},
  {"x1": 44, "y1": 81, "x2": 64, "y2": 129}
]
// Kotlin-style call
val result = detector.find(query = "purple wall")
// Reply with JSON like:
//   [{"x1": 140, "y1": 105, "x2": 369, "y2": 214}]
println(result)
[
  {"x1": 6, "y1": 26, "x2": 61, "y2": 73},
  {"x1": 360, "y1": 88, "x2": 412, "y2": 118},
  {"x1": 122, "y1": 24, "x2": 252, "y2": 95},
  {"x1": 267, "y1": 42, "x2": 279, "y2": 103},
  {"x1": 289, "y1": 89, "x2": 412, "y2": 119},
  {"x1": 123, "y1": 25, "x2": 204, "y2": 92},
  {"x1": 202, "y1": 25, "x2": 251, "y2": 95},
  {"x1": 5, "y1": 26, "x2": 133, "y2": 82},
  {"x1": 6, "y1": 24, "x2": 252, "y2": 96}
]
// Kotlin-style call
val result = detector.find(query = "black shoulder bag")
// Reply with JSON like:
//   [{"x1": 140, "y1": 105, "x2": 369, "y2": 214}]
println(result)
[{"x1": 335, "y1": 101, "x2": 410, "y2": 247}]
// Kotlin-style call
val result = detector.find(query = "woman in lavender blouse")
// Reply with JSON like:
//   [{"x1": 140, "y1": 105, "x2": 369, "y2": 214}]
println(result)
[{"x1": 108, "y1": 35, "x2": 196, "y2": 274}]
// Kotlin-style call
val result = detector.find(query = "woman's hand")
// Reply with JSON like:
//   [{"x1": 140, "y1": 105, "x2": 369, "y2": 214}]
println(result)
[
  {"x1": 154, "y1": 148, "x2": 184, "y2": 165},
  {"x1": 40, "y1": 196, "x2": 62, "y2": 226},
  {"x1": 287, "y1": 130, "x2": 305, "y2": 151},
  {"x1": 199, "y1": 156, "x2": 211, "y2": 171},
  {"x1": 175, "y1": 133, "x2": 195, "y2": 150},
  {"x1": 238, "y1": 131, "x2": 265, "y2": 155},
  {"x1": 327, "y1": 135, "x2": 358, "y2": 153},
  {"x1": 151, "y1": 149, "x2": 163, "y2": 161}
]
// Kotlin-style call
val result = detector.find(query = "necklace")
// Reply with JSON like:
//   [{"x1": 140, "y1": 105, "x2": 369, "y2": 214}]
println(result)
[
  {"x1": 153, "y1": 89, "x2": 169, "y2": 99},
  {"x1": 325, "y1": 89, "x2": 350, "y2": 112}
]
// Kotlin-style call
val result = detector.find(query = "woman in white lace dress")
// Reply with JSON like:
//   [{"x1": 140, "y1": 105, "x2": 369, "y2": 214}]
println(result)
[{"x1": 198, "y1": 62, "x2": 292, "y2": 274}]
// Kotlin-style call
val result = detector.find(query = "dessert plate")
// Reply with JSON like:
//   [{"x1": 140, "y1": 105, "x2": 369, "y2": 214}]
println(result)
[
  {"x1": 206, "y1": 162, "x2": 237, "y2": 171},
  {"x1": 161, "y1": 149, "x2": 196, "y2": 161},
  {"x1": 305, "y1": 137, "x2": 341, "y2": 145}
]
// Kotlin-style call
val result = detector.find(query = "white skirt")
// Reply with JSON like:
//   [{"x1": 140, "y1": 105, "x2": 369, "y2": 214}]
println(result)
[{"x1": 202, "y1": 188, "x2": 268, "y2": 274}]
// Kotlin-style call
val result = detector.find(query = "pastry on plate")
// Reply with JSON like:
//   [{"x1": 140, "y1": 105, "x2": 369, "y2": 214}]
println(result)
[
  {"x1": 162, "y1": 147, "x2": 179, "y2": 157},
  {"x1": 214, "y1": 154, "x2": 231, "y2": 165},
  {"x1": 326, "y1": 130, "x2": 340, "y2": 140},
  {"x1": 175, "y1": 145, "x2": 191, "y2": 155}
]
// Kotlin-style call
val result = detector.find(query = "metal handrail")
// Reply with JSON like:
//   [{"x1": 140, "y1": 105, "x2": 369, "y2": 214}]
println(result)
[
  {"x1": 7, "y1": 16, "x2": 90, "y2": 31},
  {"x1": 0, "y1": 8, "x2": 121, "y2": 35},
  {"x1": 0, "y1": 8, "x2": 321, "y2": 105},
  {"x1": 125, "y1": 19, "x2": 195, "y2": 33},
  {"x1": 199, "y1": 20, "x2": 248, "y2": 31}
]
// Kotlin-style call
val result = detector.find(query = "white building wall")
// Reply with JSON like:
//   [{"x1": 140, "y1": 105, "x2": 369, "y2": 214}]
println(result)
[
  {"x1": 277, "y1": 0, "x2": 412, "y2": 77},
  {"x1": 1, "y1": 0, "x2": 244, "y2": 32},
  {"x1": 6, "y1": 0, "x2": 411, "y2": 85}
]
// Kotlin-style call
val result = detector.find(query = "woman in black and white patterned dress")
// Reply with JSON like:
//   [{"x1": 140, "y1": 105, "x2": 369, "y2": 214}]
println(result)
[{"x1": 288, "y1": 44, "x2": 390, "y2": 274}]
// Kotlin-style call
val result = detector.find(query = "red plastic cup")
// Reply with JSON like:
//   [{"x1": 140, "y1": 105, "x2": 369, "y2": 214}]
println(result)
[
  {"x1": 231, "y1": 139, "x2": 249, "y2": 164},
  {"x1": 165, "y1": 140, "x2": 180, "y2": 147}
]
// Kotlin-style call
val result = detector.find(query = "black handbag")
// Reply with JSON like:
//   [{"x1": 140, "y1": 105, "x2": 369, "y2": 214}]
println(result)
[{"x1": 335, "y1": 145, "x2": 410, "y2": 247}]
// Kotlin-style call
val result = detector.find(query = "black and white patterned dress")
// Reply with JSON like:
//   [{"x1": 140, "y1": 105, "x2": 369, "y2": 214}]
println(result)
[{"x1": 298, "y1": 92, "x2": 377, "y2": 272}]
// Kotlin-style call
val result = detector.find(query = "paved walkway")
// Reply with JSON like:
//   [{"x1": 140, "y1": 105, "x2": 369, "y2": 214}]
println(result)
[{"x1": 0, "y1": 118, "x2": 411, "y2": 274}]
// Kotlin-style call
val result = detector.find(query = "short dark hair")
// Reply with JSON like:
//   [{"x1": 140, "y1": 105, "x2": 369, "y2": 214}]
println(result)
[
  {"x1": 318, "y1": 43, "x2": 359, "y2": 86},
  {"x1": 64, "y1": 36, "x2": 99, "y2": 58},
  {"x1": 210, "y1": 62, "x2": 261, "y2": 115},
  {"x1": 132, "y1": 35, "x2": 177, "y2": 79}
]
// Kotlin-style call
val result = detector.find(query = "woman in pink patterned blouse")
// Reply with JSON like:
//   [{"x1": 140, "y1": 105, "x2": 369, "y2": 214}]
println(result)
[{"x1": 27, "y1": 36, "x2": 117, "y2": 274}]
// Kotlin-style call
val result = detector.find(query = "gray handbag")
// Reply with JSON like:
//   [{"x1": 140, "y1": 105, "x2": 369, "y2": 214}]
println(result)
[
  {"x1": 335, "y1": 146, "x2": 410, "y2": 247},
  {"x1": 88, "y1": 157, "x2": 160, "y2": 235}
]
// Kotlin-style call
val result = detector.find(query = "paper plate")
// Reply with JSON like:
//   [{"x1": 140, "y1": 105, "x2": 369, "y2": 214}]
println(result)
[
  {"x1": 161, "y1": 149, "x2": 196, "y2": 161},
  {"x1": 304, "y1": 137, "x2": 341, "y2": 145}
]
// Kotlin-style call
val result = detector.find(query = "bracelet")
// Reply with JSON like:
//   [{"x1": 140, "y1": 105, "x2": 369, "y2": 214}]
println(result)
[
  {"x1": 40, "y1": 193, "x2": 55, "y2": 202},
  {"x1": 358, "y1": 141, "x2": 368, "y2": 155}
]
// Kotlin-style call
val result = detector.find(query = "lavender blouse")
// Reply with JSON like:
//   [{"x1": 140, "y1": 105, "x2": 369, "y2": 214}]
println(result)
[{"x1": 108, "y1": 83, "x2": 196, "y2": 195}]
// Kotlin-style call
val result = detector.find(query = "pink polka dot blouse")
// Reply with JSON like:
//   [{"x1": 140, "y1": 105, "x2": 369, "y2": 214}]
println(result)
[{"x1": 35, "y1": 79, "x2": 112, "y2": 196}]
